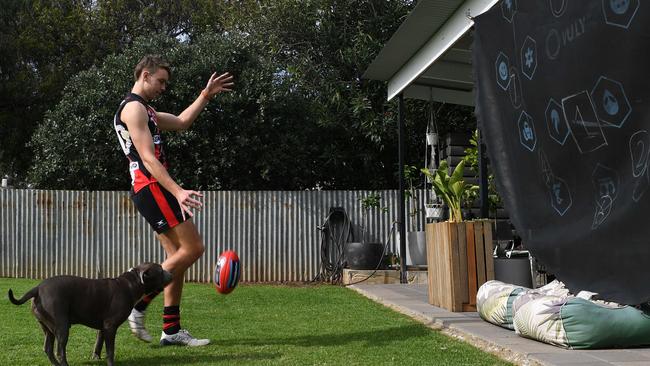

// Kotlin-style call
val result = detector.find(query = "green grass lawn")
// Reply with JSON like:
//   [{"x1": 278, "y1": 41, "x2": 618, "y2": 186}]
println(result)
[{"x1": 0, "y1": 278, "x2": 510, "y2": 366}]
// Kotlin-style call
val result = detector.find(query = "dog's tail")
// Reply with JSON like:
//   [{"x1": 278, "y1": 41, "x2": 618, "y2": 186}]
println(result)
[{"x1": 8, "y1": 287, "x2": 38, "y2": 305}]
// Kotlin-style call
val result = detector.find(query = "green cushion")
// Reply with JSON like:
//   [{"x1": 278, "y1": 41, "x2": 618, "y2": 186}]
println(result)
[
  {"x1": 561, "y1": 298, "x2": 650, "y2": 349},
  {"x1": 504, "y1": 287, "x2": 526, "y2": 329}
]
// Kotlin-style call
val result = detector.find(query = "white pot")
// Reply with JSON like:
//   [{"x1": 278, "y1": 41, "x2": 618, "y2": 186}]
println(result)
[
  {"x1": 407, "y1": 231, "x2": 427, "y2": 266},
  {"x1": 425, "y1": 205, "x2": 444, "y2": 219}
]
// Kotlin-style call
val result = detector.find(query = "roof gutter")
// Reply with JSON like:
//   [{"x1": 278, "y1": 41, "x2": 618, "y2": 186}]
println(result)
[{"x1": 387, "y1": 0, "x2": 499, "y2": 101}]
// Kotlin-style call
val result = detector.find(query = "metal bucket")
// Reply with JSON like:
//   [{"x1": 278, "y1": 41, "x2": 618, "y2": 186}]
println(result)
[{"x1": 494, "y1": 257, "x2": 533, "y2": 288}]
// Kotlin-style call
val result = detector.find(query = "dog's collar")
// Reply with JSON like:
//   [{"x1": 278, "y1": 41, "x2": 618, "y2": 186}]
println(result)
[{"x1": 128, "y1": 267, "x2": 144, "y2": 285}]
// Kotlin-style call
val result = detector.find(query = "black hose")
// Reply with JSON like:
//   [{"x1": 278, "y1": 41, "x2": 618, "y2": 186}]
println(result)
[
  {"x1": 312, "y1": 208, "x2": 353, "y2": 284},
  {"x1": 313, "y1": 208, "x2": 399, "y2": 286}
]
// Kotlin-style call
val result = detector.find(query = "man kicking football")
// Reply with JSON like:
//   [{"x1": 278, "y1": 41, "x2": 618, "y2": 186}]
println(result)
[{"x1": 114, "y1": 55, "x2": 233, "y2": 346}]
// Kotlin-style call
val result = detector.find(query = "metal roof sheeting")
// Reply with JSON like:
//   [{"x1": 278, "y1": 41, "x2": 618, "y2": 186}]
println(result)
[
  {"x1": 363, "y1": 0, "x2": 464, "y2": 81},
  {"x1": 363, "y1": 0, "x2": 499, "y2": 105}
]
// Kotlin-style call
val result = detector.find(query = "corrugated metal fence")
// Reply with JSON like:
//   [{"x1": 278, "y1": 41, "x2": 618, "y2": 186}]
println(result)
[{"x1": 0, "y1": 189, "x2": 426, "y2": 282}]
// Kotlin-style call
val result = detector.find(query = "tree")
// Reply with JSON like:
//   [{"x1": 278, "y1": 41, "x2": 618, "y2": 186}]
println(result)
[
  {"x1": 29, "y1": 33, "x2": 321, "y2": 190},
  {"x1": 0, "y1": 0, "x2": 226, "y2": 186},
  {"x1": 215, "y1": 0, "x2": 475, "y2": 189},
  {"x1": 25, "y1": 1, "x2": 476, "y2": 190}
]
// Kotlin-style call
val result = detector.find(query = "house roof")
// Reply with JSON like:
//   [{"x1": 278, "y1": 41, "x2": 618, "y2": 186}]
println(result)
[{"x1": 363, "y1": 0, "x2": 499, "y2": 105}]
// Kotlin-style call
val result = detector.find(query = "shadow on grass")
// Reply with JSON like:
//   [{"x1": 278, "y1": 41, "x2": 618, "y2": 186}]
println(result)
[
  {"x1": 81, "y1": 350, "x2": 280, "y2": 365},
  {"x1": 217, "y1": 324, "x2": 430, "y2": 348}
]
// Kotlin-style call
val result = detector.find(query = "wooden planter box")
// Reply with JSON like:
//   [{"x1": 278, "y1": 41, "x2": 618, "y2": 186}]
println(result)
[{"x1": 426, "y1": 220, "x2": 494, "y2": 312}]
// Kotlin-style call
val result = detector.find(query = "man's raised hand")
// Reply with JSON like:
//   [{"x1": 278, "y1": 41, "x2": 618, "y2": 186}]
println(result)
[{"x1": 203, "y1": 72, "x2": 234, "y2": 99}]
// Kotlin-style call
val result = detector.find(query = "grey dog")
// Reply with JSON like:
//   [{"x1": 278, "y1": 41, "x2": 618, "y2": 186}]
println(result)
[{"x1": 8, "y1": 262, "x2": 172, "y2": 366}]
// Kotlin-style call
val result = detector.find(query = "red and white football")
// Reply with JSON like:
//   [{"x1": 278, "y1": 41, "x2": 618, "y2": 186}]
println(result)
[{"x1": 213, "y1": 250, "x2": 240, "y2": 294}]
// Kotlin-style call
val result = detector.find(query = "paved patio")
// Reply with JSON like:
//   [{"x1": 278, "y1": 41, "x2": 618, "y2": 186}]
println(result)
[{"x1": 350, "y1": 284, "x2": 650, "y2": 366}]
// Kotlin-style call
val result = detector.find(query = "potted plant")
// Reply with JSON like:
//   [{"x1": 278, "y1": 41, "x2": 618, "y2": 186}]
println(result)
[
  {"x1": 420, "y1": 159, "x2": 494, "y2": 312},
  {"x1": 344, "y1": 192, "x2": 388, "y2": 270},
  {"x1": 421, "y1": 159, "x2": 478, "y2": 222},
  {"x1": 383, "y1": 251, "x2": 400, "y2": 270},
  {"x1": 404, "y1": 165, "x2": 427, "y2": 266}
]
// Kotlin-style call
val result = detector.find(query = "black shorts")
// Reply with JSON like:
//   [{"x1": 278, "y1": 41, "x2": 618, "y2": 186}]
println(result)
[{"x1": 131, "y1": 182, "x2": 187, "y2": 233}]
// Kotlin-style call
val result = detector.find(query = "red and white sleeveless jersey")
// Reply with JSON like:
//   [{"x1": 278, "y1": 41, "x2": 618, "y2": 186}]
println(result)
[{"x1": 114, "y1": 93, "x2": 168, "y2": 193}]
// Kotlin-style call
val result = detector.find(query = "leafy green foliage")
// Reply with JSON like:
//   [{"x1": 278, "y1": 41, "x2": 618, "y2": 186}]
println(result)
[
  {"x1": 404, "y1": 164, "x2": 422, "y2": 230},
  {"x1": 0, "y1": 0, "x2": 224, "y2": 186},
  {"x1": 403, "y1": 165, "x2": 420, "y2": 198},
  {"x1": 14, "y1": 1, "x2": 477, "y2": 190},
  {"x1": 29, "y1": 33, "x2": 314, "y2": 190},
  {"x1": 463, "y1": 129, "x2": 502, "y2": 215},
  {"x1": 421, "y1": 160, "x2": 478, "y2": 222},
  {"x1": 464, "y1": 129, "x2": 480, "y2": 174},
  {"x1": 218, "y1": 0, "x2": 424, "y2": 189},
  {"x1": 359, "y1": 192, "x2": 387, "y2": 213},
  {"x1": 358, "y1": 192, "x2": 388, "y2": 243}
]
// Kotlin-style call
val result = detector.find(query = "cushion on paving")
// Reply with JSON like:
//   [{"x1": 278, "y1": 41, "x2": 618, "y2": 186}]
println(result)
[
  {"x1": 513, "y1": 294, "x2": 571, "y2": 348},
  {"x1": 514, "y1": 294, "x2": 650, "y2": 349},
  {"x1": 511, "y1": 280, "x2": 571, "y2": 315},
  {"x1": 477, "y1": 279, "x2": 569, "y2": 330},
  {"x1": 477, "y1": 280, "x2": 527, "y2": 330}
]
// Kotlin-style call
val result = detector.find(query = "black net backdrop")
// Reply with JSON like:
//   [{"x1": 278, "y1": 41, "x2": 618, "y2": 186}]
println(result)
[{"x1": 473, "y1": 0, "x2": 650, "y2": 304}]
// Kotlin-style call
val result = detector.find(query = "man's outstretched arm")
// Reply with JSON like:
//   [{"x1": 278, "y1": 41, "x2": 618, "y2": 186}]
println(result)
[{"x1": 156, "y1": 72, "x2": 234, "y2": 131}]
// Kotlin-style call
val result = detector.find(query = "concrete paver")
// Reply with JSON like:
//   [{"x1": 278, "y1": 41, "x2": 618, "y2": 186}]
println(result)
[
  {"x1": 588, "y1": 350, "x2": 650, "y2": 362},
  {"x1": 350, "y1": 283, "x2": 650, "y2": 366}
]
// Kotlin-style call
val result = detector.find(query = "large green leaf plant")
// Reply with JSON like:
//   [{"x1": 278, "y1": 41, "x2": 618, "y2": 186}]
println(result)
[{"x1": 421, "y1": 160, "x2": 478, "y2": 223}]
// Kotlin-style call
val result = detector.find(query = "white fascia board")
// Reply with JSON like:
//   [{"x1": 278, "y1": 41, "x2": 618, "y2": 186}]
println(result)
[
  {"x1": 404, "y1": 85, "x2": 475, "y2": 106},
  {"x1": 387, "y1": 0, "x2": 499, "y2": 101}
]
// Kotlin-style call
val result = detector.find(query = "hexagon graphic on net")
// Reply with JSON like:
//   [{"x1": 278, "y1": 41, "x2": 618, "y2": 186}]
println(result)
[
  {"x1": 562, "y1": 91, "x2": 608, "y2": 154},
  {"x1": 550, "y1": 176, "x2": 572, "y2": 216},
  {"x1": 518, "y1": 111, "x2": 537, "y2": 152},
  {"x1": 502, "y1": 0, "x2": 517, "y2": 22},
  {"x1": 629, "y1": 130, "x2": 649, "y2": 178},
  {"x1": 592, "y1": 163, "x2": 620, "y2": 201},
  {"x1": 520, "y1": 36, "x2": 538, "y2": 80},
  {"x1": 545, "y1": 98, "x2": 569, "y2": 145},
  {"x1": 495, "y1": 52, "x2": 512, "y2": 91},
  {"x1": 550, "y1": 0, "x2": 568, "y2": 17},
  {"x1": 508, "y1": 66, "x2": 523, "y2": 108},
  {"x1": 603, "y1": 0, "x2": 639, "y2": 29},
  {"x1": 590, "y1": 76, "x2": 631, "y2": 128}
]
